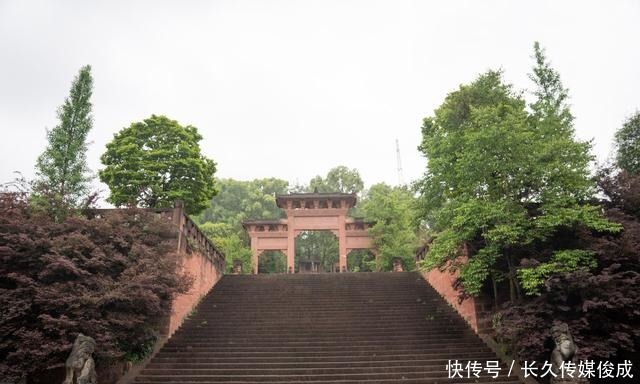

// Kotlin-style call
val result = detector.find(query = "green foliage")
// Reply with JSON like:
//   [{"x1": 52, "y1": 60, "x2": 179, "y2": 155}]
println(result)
[
  {"x1": 195, "y1": 178, "x2": 289, "y2": 273},
  {"x1": 122, "y1": 335, "x2": 156, "y2": 363},
  {"x1": 347, "y1": 249, "x2": 375, "y2": 272},
  {"x1": 614, "y1": 111, "x2": 640, "y2": 175},
  {"x1": 534, "y1": 203, "x2": 621, "y2": 236},
  {"x1": 419, "y1": 229, "x2": 460, "y2": 270},
  {"x1": 518, "y1": 250, "x2": 596, "y2": 296},
  {"x1": 295, "y1": 231, "x2": 338, "y2": 272},
  {"x1": 34, "y1": 65, "x2": 93, "y2": 211},
  {"x1": 360, "y1": 183, "x2": 417, "y2": 271},
  {"x1": 459, "y1": 245, "x2": 499, "y2": 296},
  {"x1": 196, "y1": 178, "x2": 286, "y2": 225},
  {"x1": 529, "y1": 42, "x2": 573, "y2": 131},
  {"x1": 258, "y1": 251, "x2": 287, "y2": 273},
  {"x1": 199, "y1": 222, "x2": 252, "y2": 273},
  {"x1": 308, "y1": 166, "x2": 364, "y2": 195},
  {"x1": 416, "y1": 44, "x2": 619, "y2": 299},
  {"x1": 99, "y1": 115, "x2": 217, "y2": 215}
]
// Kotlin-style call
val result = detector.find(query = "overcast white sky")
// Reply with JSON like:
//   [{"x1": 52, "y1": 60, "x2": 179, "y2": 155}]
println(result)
[{"x1": 1, "y1": 0, "x2": 639, "y2": 200}]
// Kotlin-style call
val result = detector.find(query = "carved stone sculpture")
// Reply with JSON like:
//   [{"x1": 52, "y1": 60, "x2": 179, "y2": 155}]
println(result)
[
  {"x1": 550, "y1": 322, "x2": 581, "y2": 384},
  {"x1": 392, "y1": 258, "x2": 404, "y2": 272},
  {"x1": 232, "y1": 259, "x2": 243, "y2": 274},
  {"x1": 62, "y1": 334, "x2": 97, "y2": 384}
]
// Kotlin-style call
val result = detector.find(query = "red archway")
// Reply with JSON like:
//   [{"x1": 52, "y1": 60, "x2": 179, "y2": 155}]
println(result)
[{"x1": 242, "y1": 193, "x2": 374, "y2": 274}]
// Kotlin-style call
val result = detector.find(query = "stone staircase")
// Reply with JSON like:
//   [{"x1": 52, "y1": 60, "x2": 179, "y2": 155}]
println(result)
[{"x1": 134, "y1": 272, "x2": 521, "y2": 383}]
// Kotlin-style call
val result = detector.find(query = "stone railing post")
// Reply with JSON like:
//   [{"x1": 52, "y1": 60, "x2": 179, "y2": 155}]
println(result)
[{"x1": 172, "y1": 200, "x2": 186, "y2": 253}]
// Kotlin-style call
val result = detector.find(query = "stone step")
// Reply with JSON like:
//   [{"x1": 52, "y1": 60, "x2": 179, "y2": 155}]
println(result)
[
  {"x1": 132, "y1": 272, "x2": 521, "y2": 383},
  {"x1": 149, "y1": 351, "x2": 496, "y2": 363},
  {"x1": 144, "y1": 357, "x2": 502, "y2": 369},
  {"x1": 134, "y1": 373, "x2": 520, "y2": 383}
]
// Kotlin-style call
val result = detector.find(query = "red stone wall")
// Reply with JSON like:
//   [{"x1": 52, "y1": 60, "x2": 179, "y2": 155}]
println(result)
[
  {"x1": 166, "y1": 250, "x2": 223, "y2": 336},
  {"x1": 421, "y1": 268, "x2": 479, "y2": 332}
]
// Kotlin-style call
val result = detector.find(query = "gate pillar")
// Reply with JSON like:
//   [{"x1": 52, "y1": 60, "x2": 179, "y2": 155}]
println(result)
[{"x1": 338, "y1": 212, "x2": 347, "y2": 272}]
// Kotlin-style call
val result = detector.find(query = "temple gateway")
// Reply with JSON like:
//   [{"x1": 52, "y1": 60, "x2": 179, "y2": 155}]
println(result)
[{"x1": 242, "y1": 193, "x2": 375, "y2": 273}]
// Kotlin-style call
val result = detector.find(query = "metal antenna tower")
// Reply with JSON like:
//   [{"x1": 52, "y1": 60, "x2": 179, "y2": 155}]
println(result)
[{"x1": 396, "y1": 138, "x2": 404, "y2": 185}]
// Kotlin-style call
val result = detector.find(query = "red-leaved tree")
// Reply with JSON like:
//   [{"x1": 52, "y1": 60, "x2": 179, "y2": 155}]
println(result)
[
  {"x1": 495, "y1": 169, "x2": 640, "y2": 383},
  {"x1": 0, "y1": 193, "x2": 191, "y2": 382}
]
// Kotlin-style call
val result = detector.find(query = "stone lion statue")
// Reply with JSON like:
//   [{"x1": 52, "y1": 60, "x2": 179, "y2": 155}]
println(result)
[
  {"x1": 550, "y1": 322, "x2": 581, "y2": 384},
  {"x1": 62, "y1": 334, "x2": 97, "y2": 384}
]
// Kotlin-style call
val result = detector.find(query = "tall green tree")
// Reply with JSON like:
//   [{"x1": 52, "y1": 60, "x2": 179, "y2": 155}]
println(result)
[
  {"x1": 614, "y1": 111, "x2": 640, "y2": 175},
  {"x1": 99, "y1": 115, "x2": 217, "y2": 215},
  {"x1": 529, "y1": 42, "x2": 573, "y2": 131},
  {"x1": 35, "y1": 65, "x2": 93, "y2": 208},
  {"x1": 529, "y1": 42, "x2": 594, "y2": 202},
  {"x1": 360, "y1": 183, "x2": 417, "y2": 271},
  {"x1": 416, "y1": 55, "x2": 618, "y2": 301}
]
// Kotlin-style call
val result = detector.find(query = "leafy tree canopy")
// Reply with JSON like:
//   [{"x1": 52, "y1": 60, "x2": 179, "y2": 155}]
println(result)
[
  {"x1": 614, "y1": 111, "x2": 640, "y2": 175},
  {"x1": 196, "y1": 178, "x2": 287, "y2": 226},
  {"x1": 360, "y1": 183, "x2": 417, "y2": 271},
  {"x1": 99, "y1": 115, "x2": 217, "y2": 215},
  {"x1": 309, "y1": 166, "x2": 364, "y2": 195},
  {"x1": 199, "y1": 221, "x2": 253, "y2": 274},
  {"x1": 416, "y1": 44, "x2": 620, "y2": 298},
  {"x1": 34, "y1": 65, "x2": 93, "y2": 212}
]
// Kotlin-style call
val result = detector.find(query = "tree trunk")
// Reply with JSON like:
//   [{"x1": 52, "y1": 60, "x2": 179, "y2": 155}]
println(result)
[
  {"x1": 491, "y1": 273, "x2": 499, "y2": 310},
  {"x1": 506, "y1": 255, "x2": 517, "y2": 303}
]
